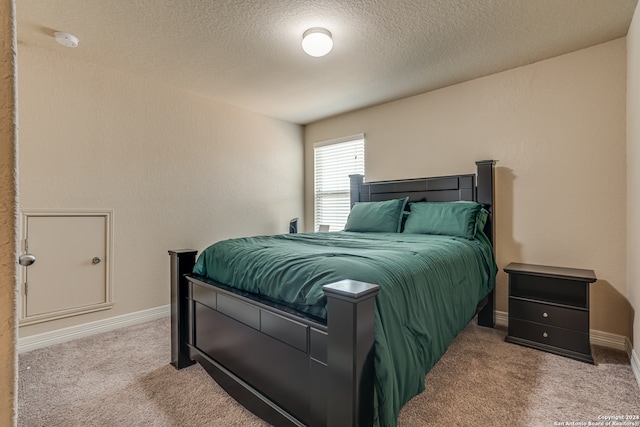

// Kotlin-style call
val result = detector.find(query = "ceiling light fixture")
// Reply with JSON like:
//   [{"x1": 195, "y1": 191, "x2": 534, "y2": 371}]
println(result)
[
  {"x1": 54, "y1": 31, "x2": 79, "y2": 48},
  {"x1": 302, "y1": 28, "x2": 333, "y2": 57}
]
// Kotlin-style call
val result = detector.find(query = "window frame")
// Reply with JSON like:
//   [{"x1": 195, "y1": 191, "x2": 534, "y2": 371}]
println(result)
[{"x1": 313, "y1": 134, "x2": 365, "y2": 232}]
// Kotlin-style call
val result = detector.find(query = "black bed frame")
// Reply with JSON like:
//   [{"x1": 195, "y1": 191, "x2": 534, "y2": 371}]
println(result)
[{"x1": 169, "y1": 160, "x2": 496, "y2": 426}]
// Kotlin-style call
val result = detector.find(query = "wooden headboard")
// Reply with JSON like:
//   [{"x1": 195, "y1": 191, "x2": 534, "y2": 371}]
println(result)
[{"x1": 349, "y1": 160, "x2": 496, "y2": 245}]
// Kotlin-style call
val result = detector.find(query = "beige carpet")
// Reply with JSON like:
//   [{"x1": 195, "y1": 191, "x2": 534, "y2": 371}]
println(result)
[{"x1": 18, "y1": 317, "x2": 640, "y2": 426}]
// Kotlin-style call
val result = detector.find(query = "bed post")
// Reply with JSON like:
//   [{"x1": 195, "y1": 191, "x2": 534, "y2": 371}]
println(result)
[
  {"x1": 350, "y1": 174, "x2": 364, "y2": 206},
  {"x1": 475, "y1": 160, "x2": 496, "y2": 328},
  {"x1": 323, "y1": 279, "x2": 380, "y2": 427},
  {"x1": 169, "y1": 249, "x2": 197, "y2": 369},
  {"x1": 475, "y1": 160, "x2": 496, "y2": 245}
]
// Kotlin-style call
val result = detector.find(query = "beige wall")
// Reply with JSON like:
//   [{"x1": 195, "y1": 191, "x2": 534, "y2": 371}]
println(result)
[
  {"x1": 17, "y1": 44, "x2": 304, "y2": 336},
  {"x1": 628, "y1": 4, "x2": 640, "y2": 348},
  {"x1": 0, "y1": 0, "x2": 17, "y2": 424},
  {"x1": 305, "y1": 39, "x2": 628, "y2": 337}
]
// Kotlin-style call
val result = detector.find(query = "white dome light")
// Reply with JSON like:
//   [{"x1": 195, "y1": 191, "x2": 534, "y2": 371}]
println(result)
[{"x1": 302, "y1": 28, "x2": 333, "y2": 57}]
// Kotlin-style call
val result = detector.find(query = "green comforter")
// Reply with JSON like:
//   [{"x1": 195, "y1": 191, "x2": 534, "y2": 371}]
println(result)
[{"x1": 193, "y1": 231, "x2": 497, "y2": 427}]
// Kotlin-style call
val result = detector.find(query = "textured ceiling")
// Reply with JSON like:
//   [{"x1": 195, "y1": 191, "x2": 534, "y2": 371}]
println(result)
[{"x1": 17, "y1": 0, "x2": 639, "y2": 124}]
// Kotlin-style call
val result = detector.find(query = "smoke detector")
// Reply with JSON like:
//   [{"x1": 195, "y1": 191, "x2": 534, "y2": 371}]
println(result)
[{"x1": 54, "y1": 32, "x2": 79, "y2": 48}]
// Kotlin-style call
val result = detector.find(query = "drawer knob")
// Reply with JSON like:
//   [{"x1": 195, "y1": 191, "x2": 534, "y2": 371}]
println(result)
[
  {"x1": 543, "y1": 312, "x2": 549, "y2": 318},
  {"x1": 542, "y1": 332, "x2": 548, "y2": 338}
]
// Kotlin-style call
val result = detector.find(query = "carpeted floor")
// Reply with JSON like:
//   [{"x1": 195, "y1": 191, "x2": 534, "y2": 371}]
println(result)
[{"x1": 18, "y1": 317, "x2": 640, "y2": 426}]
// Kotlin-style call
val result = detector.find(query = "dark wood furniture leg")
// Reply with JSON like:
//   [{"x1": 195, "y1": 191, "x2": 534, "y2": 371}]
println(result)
[{"x1": 169, "y1": 249, "x2": 197, "y2": 369}]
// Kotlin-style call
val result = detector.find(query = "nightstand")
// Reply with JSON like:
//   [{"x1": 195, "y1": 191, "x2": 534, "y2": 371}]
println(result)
[{"x1": 504, "y1": 262, "x2": 597, "y2": 364}]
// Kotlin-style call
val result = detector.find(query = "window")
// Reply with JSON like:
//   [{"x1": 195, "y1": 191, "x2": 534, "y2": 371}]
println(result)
[{"x1": 314, "y1": 135, "x2": 365, "y2": 231}]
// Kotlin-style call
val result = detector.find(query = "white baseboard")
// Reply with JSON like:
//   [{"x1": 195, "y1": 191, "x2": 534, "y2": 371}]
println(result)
[
  {"x1": 590, "y1": 329, "x2": 628, "y2": 352},
  {"x1": 631, "y1": 349, "x2": 640, "y2": 391},
  {"x1": 18, "y1": 305, "x2": 170, "y2": 354},
  {"x1": 495, "y1": 310, "x2": 508, "y2": 328}
]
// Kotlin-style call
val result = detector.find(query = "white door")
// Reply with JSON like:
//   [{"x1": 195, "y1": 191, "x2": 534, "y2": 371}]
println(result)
[{"x1": 20, "y1": 212, "x2": 113, "y2": 324}]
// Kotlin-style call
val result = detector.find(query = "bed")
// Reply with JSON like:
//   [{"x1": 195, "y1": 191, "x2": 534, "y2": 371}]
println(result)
[{"x1": 169, "y1": 160, "x2": 496, "y2": 427}]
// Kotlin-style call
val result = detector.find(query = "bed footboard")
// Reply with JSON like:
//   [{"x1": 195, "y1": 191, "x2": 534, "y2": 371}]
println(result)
[{"x1": 169, "y1": 249, "x2": 380, "y2": 427}]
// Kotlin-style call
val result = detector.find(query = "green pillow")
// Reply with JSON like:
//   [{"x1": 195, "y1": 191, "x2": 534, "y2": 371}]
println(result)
[
  {"x1": 403, "y1": 201, "x2": 483, "y2": 239},
  {"x1": 344, "y1": 198, "x2": 408, "y2": 232},
  {"x1": 476, "y1": 207, "x2": 489, "y2": 231}
]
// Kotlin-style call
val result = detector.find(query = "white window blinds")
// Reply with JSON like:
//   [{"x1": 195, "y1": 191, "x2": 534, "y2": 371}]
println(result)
[{"x1": 314, "y1": 136, "x2": 365, "y2": 232}]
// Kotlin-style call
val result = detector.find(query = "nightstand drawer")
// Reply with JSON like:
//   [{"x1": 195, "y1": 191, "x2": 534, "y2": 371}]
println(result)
[
  {"x1": 509, "y1": 299, "x2": 588, "y2": 332},
  {"x1": 508, "y1": 318, "x2": 591, "y2": 355}
]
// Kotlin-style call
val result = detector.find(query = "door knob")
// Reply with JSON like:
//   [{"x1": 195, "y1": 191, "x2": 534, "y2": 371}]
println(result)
[
  {"x1": 19, "y1": 253, "x2": 36, "y2": 266},
  {"x1": 92, "y1": 257, "x2": 102, "y2": 265}
]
